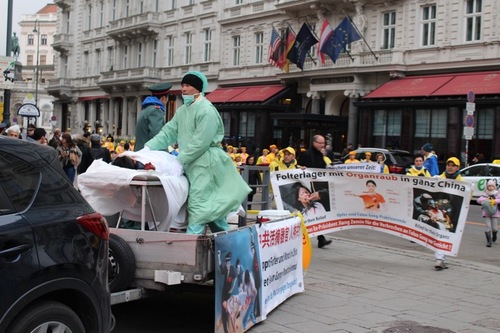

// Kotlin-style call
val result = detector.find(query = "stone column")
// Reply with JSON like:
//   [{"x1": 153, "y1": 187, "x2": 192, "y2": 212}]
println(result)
[{"x1": 347, "y1": 97, "x2": 358, "y2": 148}]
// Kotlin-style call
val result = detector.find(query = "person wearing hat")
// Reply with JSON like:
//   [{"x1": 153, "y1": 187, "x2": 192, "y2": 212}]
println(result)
[
  {"x1": 269, "y1": 147, "x2": 298, "y2": 172},
  {"x1": 267, "y1": 144, "x2": 279, "y2": 162},
  {"x1": 256, "y1": 148, "x2": 270, "y2": 166},
  {"x1": 144, "y1": 71, "x2": 251, "y2": 234},
  {"x1": 129, "y1": 139, "x2": 135, "y2": 152},
  {"x1": 115, "y1": 140, "x2": 126, "y2": 155},
  {"x1": 297, "y1": 134, "x2": 333, "y2": 248},
  {"x1": 344, "y1": 150, "x2": 360, "y2": 164},
  {"x1": 433, "y1": 156, "x2": 463, "y2": 270},
  {"x1": 239, "y1": 146, "x2": 249, "y2": 164},
  {"x1": 421, "y1": 143, "x2": 439, "y2": 176},
  {"x1": 477, "y1": 179, "x2": 500, "y2": 248},
  {"x1": 6, "y1": 124, "x2": 21, "y2": 139},
  {"x1": 134, "y1": 81, "x2": 172, "y2": 151},
  {"x1": 361, "y1": 151, "x2": 372, "y2": 163}
]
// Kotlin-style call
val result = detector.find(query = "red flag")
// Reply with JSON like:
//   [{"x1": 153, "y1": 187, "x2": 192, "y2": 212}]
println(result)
[{"x1": 318, "y1": 19, "x2": 333, "y2": 65}]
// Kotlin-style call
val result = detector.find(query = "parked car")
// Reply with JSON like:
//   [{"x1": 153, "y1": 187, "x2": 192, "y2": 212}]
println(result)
[
  {"x1": 341, "y1": 148, "x2": 415, "y2": 174},
  {"x1": 0, "y1": 137, "x2": 112, "y2": 333},
  {"x1": 459, "y1": 163, "x2": 500, "y2": 200}
]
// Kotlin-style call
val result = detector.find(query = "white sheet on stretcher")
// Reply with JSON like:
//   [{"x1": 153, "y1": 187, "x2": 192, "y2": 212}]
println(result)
[{"x1": 78, "y1": 151, "x2": 189, "y2": 231}]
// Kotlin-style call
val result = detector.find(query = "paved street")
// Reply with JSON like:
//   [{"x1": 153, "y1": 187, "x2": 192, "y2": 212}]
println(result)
[
  {"x1": 251, "y1": 236, "x2": 500, "y2": 333},
  {"x1": 112, "y1": 204, "x2": 500, "y2": 333}
]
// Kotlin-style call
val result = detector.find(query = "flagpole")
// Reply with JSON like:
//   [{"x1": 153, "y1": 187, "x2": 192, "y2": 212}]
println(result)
[
  {"x1": 303, "y1": 21, "x2": 318, "y2": 66},
  {"x1": 345, "y1": 50, "x2": 355, "y2": 62},
  {"x1": 346, "y1": 14, "x2": 378, "y2": 61}
]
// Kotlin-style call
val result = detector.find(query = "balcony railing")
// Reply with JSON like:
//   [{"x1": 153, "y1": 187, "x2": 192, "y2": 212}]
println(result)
[
  {"x1": 106, "y1": 12, "x2": 161, "y2": 40},
  {"x1": 52, "y1": 33, "x2": 73, "y2": 53},
  {"x1": 98, "y1": 67, "x2": 161, "y2": 92}
]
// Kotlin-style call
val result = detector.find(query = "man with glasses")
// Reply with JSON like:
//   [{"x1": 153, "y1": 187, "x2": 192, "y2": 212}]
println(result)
[{"x1": 297, "y1": 134, "x2": 333, "y2": 248}]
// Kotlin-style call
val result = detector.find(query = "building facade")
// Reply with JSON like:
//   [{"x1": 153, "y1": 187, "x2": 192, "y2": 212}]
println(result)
[
  {"x1": 6, "y1": 4, "x2": 58, "y2": 130},
  {"x1": 45, "y1": 0, "x2": 500, "y2": 163}
]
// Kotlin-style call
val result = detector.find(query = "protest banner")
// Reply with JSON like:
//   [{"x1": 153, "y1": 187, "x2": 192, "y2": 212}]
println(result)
[
  {"x1": 214, "y1": 216, "x2": 303, "y2": 333},
  {"x1": 270, "y1": 169, "x2": 471, "y2": 256}
]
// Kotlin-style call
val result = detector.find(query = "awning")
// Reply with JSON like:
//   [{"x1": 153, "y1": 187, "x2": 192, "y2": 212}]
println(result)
[
  {"x1": 432, "y1": 72, "x2": 500, "y2": 96},
  {"x1": 205, "y1": 87, "x2": 246, "y2": 103},
  {"x1": 364, "y1": 76, "x2": 454, "y2": 98},
  {"x1": 206, "y1": 85, "x2": 286, "y2": 103},
  {"x1": 364, "y1": 71, "x2": 500, "y2": 99}
]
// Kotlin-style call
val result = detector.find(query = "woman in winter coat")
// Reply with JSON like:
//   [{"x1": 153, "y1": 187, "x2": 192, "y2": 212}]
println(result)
[
  {"x1": 477, "y1": 180, "x2": 500, "y2": 247},
  {"x1": 57, "y1": 133, "x2": 82, "y2": 183}
]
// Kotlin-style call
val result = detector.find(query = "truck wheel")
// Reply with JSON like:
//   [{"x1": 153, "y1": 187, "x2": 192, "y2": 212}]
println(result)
[
  {"x1": 7, "y1": 301, "x2": 85, "y2": 333},
  {"x1": 108, "y1": 233, "x2": 136, "y2": 292}
]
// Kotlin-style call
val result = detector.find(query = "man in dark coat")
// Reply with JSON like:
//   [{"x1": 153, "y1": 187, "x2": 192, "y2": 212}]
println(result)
[
  {"x1": 134, "y1": 82, "x2": 172, "y2": 151},
  {"x1": 297, "y1": 134, "x2": 333, "y2": 248},
  {"x1": 79, "y1": 134, "x2": 112, "y2": 173}
]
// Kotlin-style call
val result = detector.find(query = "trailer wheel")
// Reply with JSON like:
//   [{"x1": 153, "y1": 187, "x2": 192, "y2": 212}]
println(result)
[{"x1": 108, "y1": 233, "x2": 136, "y2": 292}]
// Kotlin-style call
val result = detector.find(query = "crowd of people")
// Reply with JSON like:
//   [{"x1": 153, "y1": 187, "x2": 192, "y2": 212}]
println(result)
[
  {"x1": 1, "y1": 122, "x2": 138, "y2": 183},
  {"x1": 2, "y1": 70, "x2": 489, "y2": 265}
]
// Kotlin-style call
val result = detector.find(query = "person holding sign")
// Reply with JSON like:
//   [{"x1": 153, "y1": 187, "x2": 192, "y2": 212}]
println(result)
[
  {"x1": 297, "y1": 134, "x2": 332, "y2": 248},
  {"x1": 433, "y1": 157, "x2": 463, "y2": 270},
  {"x1": 406, "y1": 154, "x2": 431, "y2": 177},
  {"x1": 421, "y1": 143, "x2": 439, "y2": 176}
]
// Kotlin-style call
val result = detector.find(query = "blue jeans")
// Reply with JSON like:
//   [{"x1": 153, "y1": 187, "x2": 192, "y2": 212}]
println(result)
[{"x1": 64, "y1": 166, "x2": 76, "y2": 183}]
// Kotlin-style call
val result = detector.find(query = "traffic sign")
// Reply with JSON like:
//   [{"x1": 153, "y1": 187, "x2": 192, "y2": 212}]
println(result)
[
  {"x1": 467, "y1": 91, "x2": 475, "y2": 103},
  {"x1": 464, "y1": 126, "x2": 474, "y2": 140},
  {"x1": 465, "y1": 114, "x2": 474, "y2": 127},
  {"x1": 466, "y1": 102, "x2": 475, "y2": 114},
  {"x1": 17, "y1": 103, "x2": 40, "y2": 117}
]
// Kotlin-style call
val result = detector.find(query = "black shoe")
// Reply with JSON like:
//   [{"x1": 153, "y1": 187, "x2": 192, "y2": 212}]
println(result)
[{"x1": 318, "y1": 238, "x2": 332, "y2": 248}]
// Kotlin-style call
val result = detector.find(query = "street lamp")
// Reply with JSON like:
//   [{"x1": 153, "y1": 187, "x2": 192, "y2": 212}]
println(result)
[{"x1": 32, "y1": 19, "x2": 40, "y2": 108}]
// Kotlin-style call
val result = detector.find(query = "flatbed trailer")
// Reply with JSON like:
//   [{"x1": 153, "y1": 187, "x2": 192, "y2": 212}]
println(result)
[{"x1": 107, "y1": 166, "x2": 272, "y2": 303}]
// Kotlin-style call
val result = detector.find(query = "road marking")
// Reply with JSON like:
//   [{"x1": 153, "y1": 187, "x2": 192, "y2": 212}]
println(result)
[{"x1": 466, "y1": 221, "x2": 484, "y2": 226}]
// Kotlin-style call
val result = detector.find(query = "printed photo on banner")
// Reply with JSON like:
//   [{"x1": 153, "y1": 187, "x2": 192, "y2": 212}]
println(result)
[
  {"x1": 214, "y1": 227, "x2": 262, "y2": 333},
  {"x1": 278, "y1": 181, "x2": 330, "y2": 217},
  {"x1": 213, "y1": 216, "x2": 304, "y2": 333},
  {"x1": 270, "y1": 168, "x2": 471, "y2": 256}
]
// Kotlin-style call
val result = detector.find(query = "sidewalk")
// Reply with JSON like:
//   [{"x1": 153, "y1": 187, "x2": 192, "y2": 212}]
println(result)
[{"x1": 252, "y1": 236, "x2": 500, "y2": 333}]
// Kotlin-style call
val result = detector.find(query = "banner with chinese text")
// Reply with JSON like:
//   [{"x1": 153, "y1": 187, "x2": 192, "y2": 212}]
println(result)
[{"x1": 270, "y1": 169, "x2": 470, "y2": 256}]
